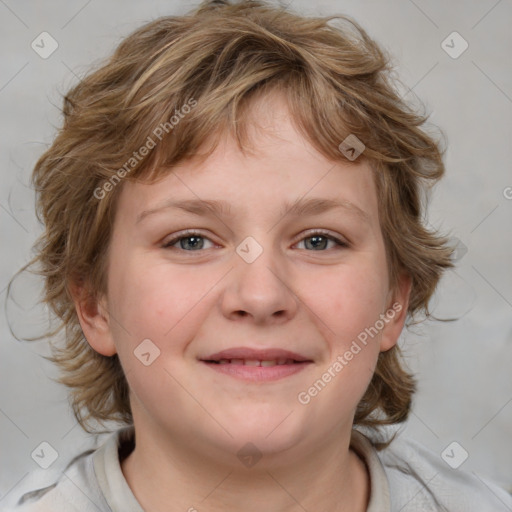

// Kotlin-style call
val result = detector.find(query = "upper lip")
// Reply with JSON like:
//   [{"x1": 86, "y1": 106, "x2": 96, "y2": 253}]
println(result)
[{"x1": 201, "y1": 347, "x2": 312, "y2": 362}]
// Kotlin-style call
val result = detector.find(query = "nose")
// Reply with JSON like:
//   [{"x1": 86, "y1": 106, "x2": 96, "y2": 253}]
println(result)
[{"x1": 220, "y1": 240, "x2": 298, "y2": 325}]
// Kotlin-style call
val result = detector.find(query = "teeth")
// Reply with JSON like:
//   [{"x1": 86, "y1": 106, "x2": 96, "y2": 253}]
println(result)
[
  {"x1": 214, "y1": 358, "x2": 298, "y2": 366},
  {"x1": 244, "y1": 359, "x2": 261, "y2": 366}
]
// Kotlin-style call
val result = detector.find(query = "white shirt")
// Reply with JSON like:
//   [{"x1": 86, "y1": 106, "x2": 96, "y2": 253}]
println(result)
[{"x1": 7, "y1": 426, "x2": 512, "y2": 511}]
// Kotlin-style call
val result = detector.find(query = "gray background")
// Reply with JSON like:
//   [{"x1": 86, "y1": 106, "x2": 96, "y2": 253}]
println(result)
[{"x1": 1, "y1": 0, "x2": 511, "y2": 507}]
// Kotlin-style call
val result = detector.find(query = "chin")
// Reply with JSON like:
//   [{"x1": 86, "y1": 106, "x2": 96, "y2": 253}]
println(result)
[{"x1": 222, "y1": 408, "x2": 306, "y2": 453}]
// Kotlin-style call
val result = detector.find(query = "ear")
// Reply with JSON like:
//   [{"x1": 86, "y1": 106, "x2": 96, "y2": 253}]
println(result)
[
  {"x1": 379, "y1": 272, "x2": 412, "y2": 352},
  {"x1": 69, "y1": 279, "x2": 117, "y2": 356}
]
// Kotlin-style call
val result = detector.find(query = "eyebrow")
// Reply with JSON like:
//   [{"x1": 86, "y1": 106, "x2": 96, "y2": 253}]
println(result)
[
  {"x1": 136, "y1": 197, "x2": 370, "y2": 224},
  {"x1": 137, "y1": 199, "x2": 231, "y2": 224},
  {"x1": 283, "y1": 197, "x2": 370, "y2": 224}
]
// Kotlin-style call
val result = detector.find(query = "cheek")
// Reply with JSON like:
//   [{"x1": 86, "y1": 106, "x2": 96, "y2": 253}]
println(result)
[
  {"x1": 308, "y1": 259, "x2": 390, "y2": 409},
  {"x1": 104, "y1": 257, "x2": 217, "y2": 413},
  {"x1": 107, "y1": 254, "x2": 222, "y2": 351},
  {"x1": 305, "y1": 262, "x2": 389, "y2": 343},
  {"x1": 297, "y1": 265, "x2": 385, "y2": 413}
]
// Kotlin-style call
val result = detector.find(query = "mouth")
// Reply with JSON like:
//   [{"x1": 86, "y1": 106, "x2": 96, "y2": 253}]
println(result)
[
  {"x1": 205, "y1": 358, "x2": 304, "y2": 366},
  {"x1": 199, "y1": 347, "x2": 313, "y2": 382}
]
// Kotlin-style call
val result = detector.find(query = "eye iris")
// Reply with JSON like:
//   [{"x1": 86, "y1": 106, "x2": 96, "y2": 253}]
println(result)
[
  {"x1": 306, "y1": 235, "x2": 327, "y2": 250},
  {"x1": 181, "y1": 236, "x2": 204, "y2": 250}
]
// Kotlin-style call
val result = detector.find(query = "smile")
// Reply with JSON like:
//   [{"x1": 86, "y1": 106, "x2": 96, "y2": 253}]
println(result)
[
  {"x1": 200, "y1": 358, "x2": 312, "y2": 381},
  {"x1": 199, "y1": 347, "x2": 314, "y2": 381},
  {"x1": 210, "y1": 358, "x2": 300, "y2": 366}
]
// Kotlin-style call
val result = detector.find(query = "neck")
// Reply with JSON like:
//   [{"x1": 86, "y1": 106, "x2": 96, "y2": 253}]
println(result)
[{"x1": 121, "y1": 425, "x2": 369, "y2": 512}]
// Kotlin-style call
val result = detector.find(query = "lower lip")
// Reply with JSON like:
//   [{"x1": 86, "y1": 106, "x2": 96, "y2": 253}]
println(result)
[{"x1": 201, "y1": 361, "x2": 312, "y2": 381}]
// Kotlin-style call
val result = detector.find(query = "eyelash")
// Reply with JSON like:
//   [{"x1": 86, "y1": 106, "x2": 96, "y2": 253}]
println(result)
[{"x1": 162, "y1": 229, "x2": 349, "y2": 252}]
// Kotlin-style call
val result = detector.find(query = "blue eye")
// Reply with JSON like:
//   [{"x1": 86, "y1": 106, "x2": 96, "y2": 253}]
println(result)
[
  {"x1": 296, "y1": 232, "x2": 348, "y2": 251},
  {"x1": 163, "y1": 231, "x2": 214, "y2": 251},
  {"x1": 162, "y1": 230, "x2": 348, "y2": 252}
]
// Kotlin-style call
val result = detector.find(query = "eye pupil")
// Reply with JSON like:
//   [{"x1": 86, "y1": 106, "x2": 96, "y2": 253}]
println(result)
[
  {"x1": 167, "y1": 232, "x2": 342, "y2": 252},
  {"x1": 306, "y1": 235, "x2": 327, "y2": 250},
  {"x1": 181, "y1": 236, "x2": 204, "y2": 250}
]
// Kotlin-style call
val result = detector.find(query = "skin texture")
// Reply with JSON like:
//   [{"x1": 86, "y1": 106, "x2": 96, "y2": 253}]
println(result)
[{"x1": 74, "y1": 91, "x2": 411, "y2": 512}]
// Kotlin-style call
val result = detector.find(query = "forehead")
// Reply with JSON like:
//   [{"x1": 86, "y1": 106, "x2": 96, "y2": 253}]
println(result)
[{"x1": 118, "y1": 90, "x2": 379, "y2": 224}]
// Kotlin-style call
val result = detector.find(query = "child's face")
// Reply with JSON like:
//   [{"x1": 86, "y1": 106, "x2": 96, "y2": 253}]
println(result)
[{"x1": 84, "y1": 92, "x2": 409, "y2": 460}]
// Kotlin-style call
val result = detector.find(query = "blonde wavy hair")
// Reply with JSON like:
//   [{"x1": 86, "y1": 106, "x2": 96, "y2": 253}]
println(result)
[{"x1": 17, "y1": 0, "x2": 453, "y2": 439}]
